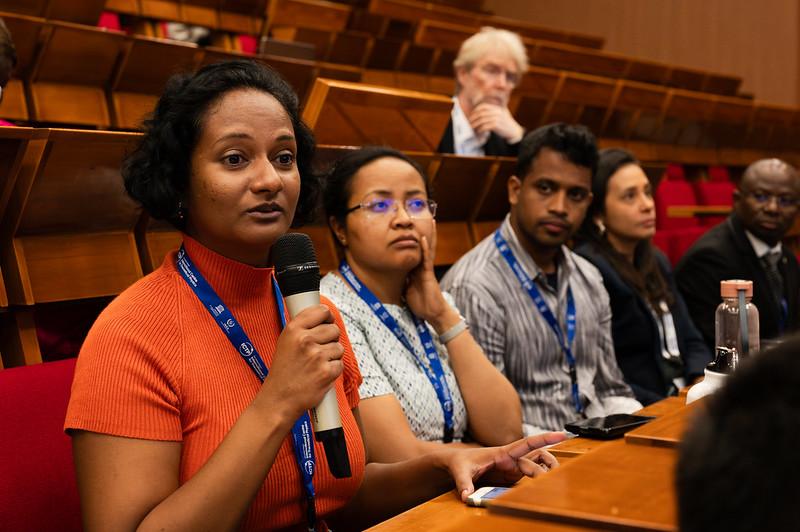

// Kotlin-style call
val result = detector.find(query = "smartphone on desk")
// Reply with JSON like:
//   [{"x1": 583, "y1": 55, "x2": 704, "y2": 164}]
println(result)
[
  {"x1": 465, "y1": 486, "x2": 510, "y2": 507},
  {"x1": 564, "y1": 413, "x2": 655, "y2": 440}
]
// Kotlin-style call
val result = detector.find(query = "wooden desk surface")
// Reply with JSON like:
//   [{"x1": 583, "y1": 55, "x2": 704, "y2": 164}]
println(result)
[
  {"x1": 370, "y1": 396, "x2": 689, "y2": 531},
  {"x1": 667, "y1": 205, "x2": 731, "y2": 218},
  {"x1": 550, "y1": 395, "x2": 686, "y2": 458},
  {"x1": 366, "y1": 479, "x2": 598, "y2": 532},
  {"x1": 490, "y1": 441, "x2": 677, "y2": 531},
  {"x1": 625, "y1": 400, "x2": 700, "y2": 448}
]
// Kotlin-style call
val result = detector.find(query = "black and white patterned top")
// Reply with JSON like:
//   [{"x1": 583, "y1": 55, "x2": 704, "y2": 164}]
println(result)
[{"x1": 321, "y1": 273, "x2": 468, "y2": 442}]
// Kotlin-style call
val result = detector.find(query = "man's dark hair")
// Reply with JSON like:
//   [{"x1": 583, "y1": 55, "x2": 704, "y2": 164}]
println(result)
[
  {"x1": 515, "y1": 123, "x2": 598, "y2": 179},
  {"x1": 323, "y1": 146, "x2": 431, "y2": 226},
  {"x1": 122, "y1": 59, "x2": 318, "y2": 230},
  {"x1": 676, "y1": 335, "x2": 800, "y2": 532}
]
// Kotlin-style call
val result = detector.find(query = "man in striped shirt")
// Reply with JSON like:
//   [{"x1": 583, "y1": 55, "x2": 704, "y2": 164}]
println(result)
[{"x1": 441, "y1": 123, "x2": 641, "y2": 434}]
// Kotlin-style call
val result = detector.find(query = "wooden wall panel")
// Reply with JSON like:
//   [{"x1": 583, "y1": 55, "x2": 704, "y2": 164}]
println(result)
[{"x1": 484, "y1": 0, "x2": 800, "y2": 106}]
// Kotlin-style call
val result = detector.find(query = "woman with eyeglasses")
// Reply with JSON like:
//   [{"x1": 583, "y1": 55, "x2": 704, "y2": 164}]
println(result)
[
  {"x1": 321, "y1": 146, "x2": 524, "y2": 463},
  {"x1": 65, "y1": 63, "x2": 563, "y2": 532},
  {"x1": 575, "y1": 148, "x2": 711, "y2": 406}
]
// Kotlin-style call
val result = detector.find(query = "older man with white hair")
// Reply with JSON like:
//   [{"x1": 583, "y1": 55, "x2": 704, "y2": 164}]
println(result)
[{"x1": 438, "y1": 27, "x2": 529, "y2": 157}]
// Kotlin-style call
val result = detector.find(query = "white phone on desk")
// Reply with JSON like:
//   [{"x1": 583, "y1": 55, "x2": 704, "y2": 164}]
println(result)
[{"x1": 465, "y1": 486, "x2": 510, "y2": 507}]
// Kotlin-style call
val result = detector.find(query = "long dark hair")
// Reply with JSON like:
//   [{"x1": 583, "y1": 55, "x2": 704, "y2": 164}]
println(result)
[{"x1": 579, "y1": 148, "x2": 673, "y2": 312}]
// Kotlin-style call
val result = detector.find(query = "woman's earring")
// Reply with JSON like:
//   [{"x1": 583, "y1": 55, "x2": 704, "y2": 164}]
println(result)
[
  {"x1": 176, "y1": 200, "x2": 187, "y2": 221},
  {"x1": 595, "y1": 219, "x2": 606, "y2": 235}
]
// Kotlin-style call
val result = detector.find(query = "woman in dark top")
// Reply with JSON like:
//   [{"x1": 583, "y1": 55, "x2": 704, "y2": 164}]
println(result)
[{"x1": 576, "y1": 148, "x2": 711, "y2": 405}]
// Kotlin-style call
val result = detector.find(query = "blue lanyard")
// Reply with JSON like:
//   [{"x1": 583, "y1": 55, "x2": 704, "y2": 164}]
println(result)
[
  {"x1": 338, "y1": 261, "x2": 454, "y2": 442},
  {"x1": 493, "y1": 230, "x2": 583, "y2": 414},
  {"x1": 176, "y1": 246, "x2": 318, "y2": 531}
]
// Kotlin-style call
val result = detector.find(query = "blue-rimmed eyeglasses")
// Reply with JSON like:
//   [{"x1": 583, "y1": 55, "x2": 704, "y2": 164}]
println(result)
[
  {"x1": 746, "y1": 190, "x2": 799, "y2": 208},
  {"x1": 345, "y1": 197, "x2": 438, "y2": 219}
]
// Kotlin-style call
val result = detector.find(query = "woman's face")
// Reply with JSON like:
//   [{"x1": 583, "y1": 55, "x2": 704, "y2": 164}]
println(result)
[
  {"x1": 337, "y1": 157, "x2": 435, "y2": 274},
  {"x1": 600, "y1": 163, "x2": 657, "y2": 246},
  {"x1": 185, "y1": 88, "x2": 300, "y2": 266}
]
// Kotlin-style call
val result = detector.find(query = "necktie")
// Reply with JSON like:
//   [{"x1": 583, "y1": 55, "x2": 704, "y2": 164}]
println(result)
[{"x1": 761, "y1": 251, "x2": 784, "y2": 312}]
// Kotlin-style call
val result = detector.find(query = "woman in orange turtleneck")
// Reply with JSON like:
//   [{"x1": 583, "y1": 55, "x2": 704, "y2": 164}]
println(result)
[{"x1": 65, "y1": 60, "x2": 563, "y2": 532}]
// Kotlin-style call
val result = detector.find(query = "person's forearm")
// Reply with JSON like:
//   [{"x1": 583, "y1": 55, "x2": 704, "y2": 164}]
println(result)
[
  {"x1": 445, "y1": 331, "x2": 523, "y2": 446},
  {"x1": 138, "y1": 400, "x2": 296, "y2": 531},
  {"x1": 329, "y1": 455, "x2": 454, "y2": 531}
]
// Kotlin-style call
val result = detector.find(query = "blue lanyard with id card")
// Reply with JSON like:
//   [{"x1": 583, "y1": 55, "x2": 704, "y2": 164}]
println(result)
[
  {"x1": 338, "y1": 261, "x2": 455, "y2": 442},
  {"x1": 176, "y1": 246, "x2": 320, "y2": 532},
  {"x1": 493, "y1": 230, "x2": 583, "y2": 414}
]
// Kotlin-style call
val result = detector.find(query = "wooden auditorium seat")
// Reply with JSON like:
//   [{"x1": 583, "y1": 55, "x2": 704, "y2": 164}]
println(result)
[
  {"x1": 366, "y1": 0, "x2": 605, "y2": 49},
  {"x1": 412, "y1": 18, "x2": 741, "y2": 97},
  {"x1": 0, "y1": 128, "x2": 143, "y2": 363},
  {"x1": 199, "y1": 46, "x2": 362, "y2": 104},
  {"x1": 0, "y1": 127, "x2": 51, "y2": 366},
  {"x1": 0, "y1": 12, "x2": 46, "y2": 123},
  {"x1": 469, "y1": 158, "x2": 516, "y2": 243},
  {"x1": 28, "y1": 20, "x2": 125, "y2": 127},
  {"x1": 112, "y1": 34, "x2": 201, "y2": 129},
  {"x1": 430, "y1": 154, "x2": 495, "y2": 264},
  {"x1": 302, "y1": 77, "x2": 452, "y2": 151},
  {"x1": 0, "y1": 0, "x2": 106, "y2": 25}
]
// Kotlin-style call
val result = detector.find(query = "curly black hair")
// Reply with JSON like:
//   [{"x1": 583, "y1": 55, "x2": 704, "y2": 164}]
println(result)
[{"x1": 122, "y1": 59, "x2": 318, "y2": 230}]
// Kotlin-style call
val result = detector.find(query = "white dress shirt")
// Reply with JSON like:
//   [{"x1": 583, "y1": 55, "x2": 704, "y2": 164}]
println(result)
[
  {"x1": 745, "y1": 230, "x2": 782, "y2": 259},
  {"x1": 451, "y1": 96, "x2": 490, "y2": 156}
]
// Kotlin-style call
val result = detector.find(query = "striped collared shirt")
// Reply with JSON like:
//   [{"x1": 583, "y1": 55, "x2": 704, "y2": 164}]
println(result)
[{"x1": 441, "y1": 216, "x2": 640, "y2": 433}]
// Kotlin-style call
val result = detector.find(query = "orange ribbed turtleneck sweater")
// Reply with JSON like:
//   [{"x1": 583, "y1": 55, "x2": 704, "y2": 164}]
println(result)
[{"x1": 65, "y1": 236, "x2": 366, "y2": 530}]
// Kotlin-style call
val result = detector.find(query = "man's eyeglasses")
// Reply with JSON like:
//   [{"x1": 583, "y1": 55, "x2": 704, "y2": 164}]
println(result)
[
  {"x1": 746, "y1": 190, "x2": 799, "y2": 208},
  {"x1": 346, "y1": 197, "x2": 438, "y2": 219},
  {"x1": 478, "y1": 63, "x2": 520, "y2": 87}
]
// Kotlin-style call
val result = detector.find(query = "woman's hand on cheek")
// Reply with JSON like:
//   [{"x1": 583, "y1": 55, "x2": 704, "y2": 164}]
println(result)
[
  {"x1": 404, "y1": 231, "x2": 458, "y2": 333},
  {"x1": 435, "y1": 432, "x2": 567, "y2": 502}
]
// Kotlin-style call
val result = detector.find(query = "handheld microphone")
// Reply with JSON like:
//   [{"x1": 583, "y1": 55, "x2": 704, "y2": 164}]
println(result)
[{"x1": 272, "y1": 233, "x2": 351, "y2": 479}]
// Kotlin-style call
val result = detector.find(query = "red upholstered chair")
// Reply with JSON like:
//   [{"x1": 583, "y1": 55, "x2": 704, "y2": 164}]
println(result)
[
  {"x1": 238, "y1": 34, "x2": 258, "y2": 55},
  {"x1": 708, "y1": 165, "x2": 731, "y2": 182},
  {"x1": 97, "y1": 12, "x2": 122, "y2": 32},
  {"x1": 0, "y1": 358, "x2": 82, "y2": 531},
  {"x1": 694, "y1": 180, "x2": 735, "y2": 226},
  {"x1": 655, "y1": 175, "x2": 698, "y2": 230},
  {"x1": 694, "y1": 166, "x2": 735, "y2": 226},
  {"x1": 664, "y1": 163, "x2": 686, "y2": 181},
  {"x1": 654, "y1": 166, "x2": 706, "y2": 264}
]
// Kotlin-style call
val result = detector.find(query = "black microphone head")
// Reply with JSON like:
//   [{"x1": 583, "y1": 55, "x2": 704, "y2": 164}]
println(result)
[{"x1": 271, "y1": 233, "x2": 320, "y2": 297}]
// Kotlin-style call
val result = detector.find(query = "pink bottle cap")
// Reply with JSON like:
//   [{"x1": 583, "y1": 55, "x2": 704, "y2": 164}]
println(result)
[{"x1": 720, "y1": 279, "x2": 753, "y2": 298}]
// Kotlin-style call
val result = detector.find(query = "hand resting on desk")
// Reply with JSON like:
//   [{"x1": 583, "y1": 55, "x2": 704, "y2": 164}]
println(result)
[{"x1": 435, "y1": 432, "x2": 566, "y2": 501}]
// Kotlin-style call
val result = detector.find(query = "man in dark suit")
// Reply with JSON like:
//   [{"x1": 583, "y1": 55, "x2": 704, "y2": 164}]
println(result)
[
  {"x1": 437, "y1": 28, "x2": 527, "y2": 157},
  {"x1": 675, "y1": 158, "x2": 800, "y2": 348}
]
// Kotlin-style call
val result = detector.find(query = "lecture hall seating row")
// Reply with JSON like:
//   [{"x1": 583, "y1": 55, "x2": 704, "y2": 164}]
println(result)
[
  {"x1": 211, "y1": 0, "x2": 742, "y2": 99},
  {"x1": 2, "y1": 8, "x2": 797, "y2": 163},
  {"x1": 0, "y1": 11, "x2": 362, "y2": 129},
  {"x1": 3, "y1": 77, "x2": 799, "y2": 367}
]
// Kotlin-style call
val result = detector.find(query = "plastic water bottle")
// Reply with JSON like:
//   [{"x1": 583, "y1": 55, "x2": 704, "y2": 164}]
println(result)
[{"x1": 687, "y1": 280, "x2": 759, "y2": 403}]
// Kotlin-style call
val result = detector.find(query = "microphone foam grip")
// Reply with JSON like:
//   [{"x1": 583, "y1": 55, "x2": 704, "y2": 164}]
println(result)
[{"x1": 271, "y1": 233, "x2": 320, "y2": 297}]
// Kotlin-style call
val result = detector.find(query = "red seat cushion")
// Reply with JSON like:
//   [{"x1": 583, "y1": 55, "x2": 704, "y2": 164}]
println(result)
[
  {"x1": 655, "y1": 227, "x2": 708, "y2": 265},
  {"x1": 0, "y1": 358, "x2": 81, "y2": 531},
  {"x1": 238, "y1": 34, "x2": 258, "y2": 55},
  {"x1": 656, "y1": 179, "x2": 700, "y2": 230},
  {"x1": 708, "y1": 165, "x2": 731, "y2": 182},
  {"x1": 693, "y1": 180, "x2": 735, "y2": 226},
  {"x1": 664, "y1": 163, "x2": 686, "y2": 181}
]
